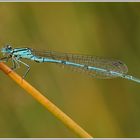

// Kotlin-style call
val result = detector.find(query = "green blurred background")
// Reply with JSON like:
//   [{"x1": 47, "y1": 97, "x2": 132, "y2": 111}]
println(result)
[{"x1": 0, "y1": 2, "x2": 140, "y2": 138}]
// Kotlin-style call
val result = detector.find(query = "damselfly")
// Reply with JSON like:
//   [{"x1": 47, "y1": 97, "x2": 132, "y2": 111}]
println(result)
[{"x1": 0, "y1": 44, "x2": 140, "y2": 84}]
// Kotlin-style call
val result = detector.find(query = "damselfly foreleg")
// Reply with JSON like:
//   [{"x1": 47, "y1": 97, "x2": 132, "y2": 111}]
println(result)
[
  {"x1": 11, "y1": 56, "x2": 21, "y2": 70},
  {"x1": 0, "y1": 55, "x2": 11, "y2": 62}
]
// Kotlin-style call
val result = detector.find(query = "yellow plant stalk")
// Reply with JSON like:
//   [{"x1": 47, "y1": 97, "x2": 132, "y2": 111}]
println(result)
[{"x1": 0, "y1": 62, "x2": 93, "y2": 138}]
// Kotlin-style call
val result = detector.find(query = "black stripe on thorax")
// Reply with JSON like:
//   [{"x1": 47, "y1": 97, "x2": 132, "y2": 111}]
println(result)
[{"x1": 13, "y1": 48, "x2": 30, "y2": 53}]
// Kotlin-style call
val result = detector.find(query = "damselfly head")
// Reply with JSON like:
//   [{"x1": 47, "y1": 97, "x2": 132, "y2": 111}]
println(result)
[{"x1": 1, "y1": 44, "x2": 13, "y2": 55}]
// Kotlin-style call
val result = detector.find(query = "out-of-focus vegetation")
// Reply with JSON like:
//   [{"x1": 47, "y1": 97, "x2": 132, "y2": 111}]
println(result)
[{"x1": 0, "y1": 2, "x2": 140, "y2": 138}]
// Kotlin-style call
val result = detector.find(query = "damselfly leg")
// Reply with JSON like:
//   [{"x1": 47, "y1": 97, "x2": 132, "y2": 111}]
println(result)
[
  {"x1": 0, "y1": 55, "x2": 30, "y2": 78},
  {"x1": 11, "y1": 56, "x2": 30, "y2": 78},
  {"x1": 16, "y1": 59, "x2": 30, "y2": 78},
  {"x1": 0, "y1": 56, "x2": 11, "y2": 62},
  {"x1": 11, "y1": 56, "x2": 21, "y2": 70}
]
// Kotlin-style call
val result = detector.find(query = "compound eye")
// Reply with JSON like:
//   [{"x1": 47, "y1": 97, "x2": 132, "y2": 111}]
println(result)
[{"x1": 6, "y1": 44, "x2": 12, "y2": 50}]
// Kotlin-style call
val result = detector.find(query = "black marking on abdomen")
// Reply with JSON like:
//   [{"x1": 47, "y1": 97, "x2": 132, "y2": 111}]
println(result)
[
  {"x1": 61, "y1": 60, "x2": 66, "y2": 64},
  {"x1": 84, "y1": 65, "x2": 89, "y2": 69}
]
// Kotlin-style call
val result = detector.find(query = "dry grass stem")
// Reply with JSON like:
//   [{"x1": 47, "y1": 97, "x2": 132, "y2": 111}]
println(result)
[{"x1": 0, "y1": 62, "x2": 93, "y2": 138}]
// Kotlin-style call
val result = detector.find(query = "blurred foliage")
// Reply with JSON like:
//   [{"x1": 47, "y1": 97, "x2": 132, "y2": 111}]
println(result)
[{"x1": 0, "y1": 2, "x2": 140, "y2": 138}]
